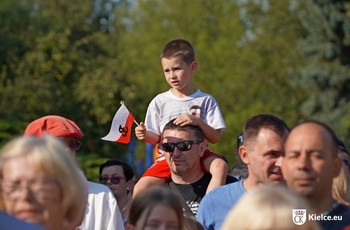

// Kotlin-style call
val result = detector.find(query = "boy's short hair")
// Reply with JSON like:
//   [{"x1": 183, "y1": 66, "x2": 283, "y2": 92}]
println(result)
[{"x1": 160, "y1": 39, "x2": 195, "y2": 64}]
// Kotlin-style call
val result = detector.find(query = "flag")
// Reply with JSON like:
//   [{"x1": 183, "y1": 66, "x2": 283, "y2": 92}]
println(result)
[{"x1": 102, "y1": 103, "x2": 135, "y2": 144}]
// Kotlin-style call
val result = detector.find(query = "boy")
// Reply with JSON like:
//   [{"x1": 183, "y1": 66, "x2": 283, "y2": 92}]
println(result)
[{"x1": 134, "y1": 39, "x2": 227, "y2": 196}]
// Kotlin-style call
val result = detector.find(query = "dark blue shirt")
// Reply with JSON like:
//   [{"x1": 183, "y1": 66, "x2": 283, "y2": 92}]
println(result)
[{"x1": 318, "y1": 204, "x2": 350, "y2": 230}]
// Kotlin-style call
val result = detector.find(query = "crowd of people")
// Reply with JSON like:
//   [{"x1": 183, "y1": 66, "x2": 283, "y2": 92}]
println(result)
[{"x1": 1, "y1": 38, "x2": 350, "y2": 230}]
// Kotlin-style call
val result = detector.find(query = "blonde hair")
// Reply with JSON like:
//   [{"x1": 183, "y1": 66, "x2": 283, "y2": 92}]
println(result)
[
  {"x1": 221, "y1": 185, "x2": 320, "y2": 230},
  {"x1": 0, "y1": 135, "x2": 86, "y2": 228},
  {"x1": 332, "y1": 163, "x2": 350, "y2": 207}
]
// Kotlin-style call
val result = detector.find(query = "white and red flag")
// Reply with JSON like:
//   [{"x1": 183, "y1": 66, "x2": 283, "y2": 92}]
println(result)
[{"x1": 102, "y1": 102, "x2": 136, "y2": 144}]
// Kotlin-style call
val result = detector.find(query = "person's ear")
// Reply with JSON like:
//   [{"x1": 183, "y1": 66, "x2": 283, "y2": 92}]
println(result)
[
  {"x1": 239, "y1": 145, "x2": 249, "y2": 164},
  {"x1": 191, "y1": 61, "x2": 198, "y2": 73},
  {"x1": 198, "y1": 142, "x2": 206, "y2": 158},
  {"x1": 126, "y1": 179, "x2": 132, "y2": 192}
]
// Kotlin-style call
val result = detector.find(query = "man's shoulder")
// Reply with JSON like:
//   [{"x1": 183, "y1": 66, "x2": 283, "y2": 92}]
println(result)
[
  {"x1": 87, "y1": 181, "x2": 116, "y2": 204},
  {"x1": 207, "y1": 179, "x2": 242, "y2": 197},
  {"x1": 226, "y1": 175, "x2": 239, "y2": 184},
  {"x1": 87, "y1": 181, "x2": 111, "y2": 193},
  {"x1": 319, "y1": 204, "x2": 350, "y2": 230},
  {"x1": 334, "y1": 204, "x2": 350, "y2": 219}
]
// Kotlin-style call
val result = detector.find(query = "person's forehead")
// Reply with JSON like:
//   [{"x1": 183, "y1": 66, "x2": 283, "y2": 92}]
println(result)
[
  {"x1": 161, "y1": 56, "x2": 186, "y2": 66},
  {"x1": 163, "y1": 128, "x2": 195, "y2": 140},
  {"x1": 285, "y1": 123, "x2": 332, "y2": 149},
  {"x1": 288, "y1": 123, "x2": 323, "y2": 140},
  {"x1": 254, "y1": 127, "x2": 288, "y2": 143},
  {"x1": 2, "y1": 155, "x2": 42, "y2": 179},
  {"x1": 102, "y1": 165, "x2": 124, "y2": 175}
]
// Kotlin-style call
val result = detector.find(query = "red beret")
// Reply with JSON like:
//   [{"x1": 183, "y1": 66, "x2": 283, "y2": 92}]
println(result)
[{"x1": 24, "y1": 115, "x2": 84, "y2": 139}]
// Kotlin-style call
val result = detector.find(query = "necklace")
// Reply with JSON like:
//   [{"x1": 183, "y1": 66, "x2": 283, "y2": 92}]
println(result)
[{"x1": 120, "y1": 199, "x2": 129, "y2": 213}]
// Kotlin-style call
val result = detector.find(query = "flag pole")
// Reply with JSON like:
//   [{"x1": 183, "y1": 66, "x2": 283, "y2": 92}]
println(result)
[{"x1": 120, "y1": 101, "x2": 140, "y2": 126}]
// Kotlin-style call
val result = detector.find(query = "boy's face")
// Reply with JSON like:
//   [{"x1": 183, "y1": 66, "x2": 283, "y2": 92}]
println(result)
[{"x1": 161, "y1": 56, "x2": 197, "y2": 94}]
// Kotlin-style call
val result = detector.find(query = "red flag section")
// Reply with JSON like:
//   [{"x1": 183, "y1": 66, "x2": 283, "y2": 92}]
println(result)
[{"x1": 102, "y1": 103, "x2": 135, "y2": 144}]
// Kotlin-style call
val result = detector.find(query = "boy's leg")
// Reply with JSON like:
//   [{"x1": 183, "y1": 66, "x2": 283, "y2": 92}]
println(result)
[{"x1": 133, "y1": 159, "x2": 170, "y2": 198}]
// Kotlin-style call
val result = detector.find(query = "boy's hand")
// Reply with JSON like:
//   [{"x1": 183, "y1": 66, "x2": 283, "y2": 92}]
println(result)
[
  {"x1": 173, "y1": 114, "x2": 201, "y2": 126},
  {"x1": 135, "y1": 122, "x2": 147, "y2": 140}
]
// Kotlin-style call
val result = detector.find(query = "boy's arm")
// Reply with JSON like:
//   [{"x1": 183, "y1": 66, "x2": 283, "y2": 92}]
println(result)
[
  {"x1": 135, "y1": 122, "x2": 160, "y2": 144},
  {"x1": 174, "y1": 115, "x2": 221, "y2": 143}
]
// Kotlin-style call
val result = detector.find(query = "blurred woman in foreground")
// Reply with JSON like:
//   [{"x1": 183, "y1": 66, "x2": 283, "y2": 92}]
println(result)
[{"x1": 0, "y1": 135, "x2": 87, "y2": 230}]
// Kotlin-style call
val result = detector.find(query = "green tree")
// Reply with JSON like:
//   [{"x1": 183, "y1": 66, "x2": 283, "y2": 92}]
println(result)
[
  {"x1": 296, "y1": 0, "x2": 350, "y2": 141},
  {"x1": 0, "y1": 0, "x2": 135, "y2": 179},
  {"x1": 116, "y1": 0, "x2": 307, "y2": 165}
]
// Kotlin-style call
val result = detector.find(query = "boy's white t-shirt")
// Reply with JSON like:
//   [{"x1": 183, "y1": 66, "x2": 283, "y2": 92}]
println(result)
[{"x1": 144, "y1": 89, "x2": 226, "y2": 138}]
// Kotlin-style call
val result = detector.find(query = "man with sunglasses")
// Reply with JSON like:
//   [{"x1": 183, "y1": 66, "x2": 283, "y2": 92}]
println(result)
[
  {"x1": 24, "y1": 115, "x2": 125, "y2": 230},
  {"x1": 162, "y1": 119, "x2": 237, "y2": 217}
]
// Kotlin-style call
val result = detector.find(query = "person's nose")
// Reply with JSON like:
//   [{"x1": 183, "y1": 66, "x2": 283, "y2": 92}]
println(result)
[
  {"x1": 296, "y1": 152, "x2": 311, "y2": 171},
  {"x1": 275, "y1": 156, "x2": 283, "y2": 167},
  {"x1": 14, "y1": 184, "x2": 34, "y2": 201},
  {"x1": 172, "y1": 146, "x2": 182, "y2": 157},
  {"x1": 170, "y1": 71, "x2": 177, "y2": 79}
]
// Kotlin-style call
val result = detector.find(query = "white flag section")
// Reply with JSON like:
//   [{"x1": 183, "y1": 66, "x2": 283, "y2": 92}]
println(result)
[{"x1": 102, "y1": 103, "x2": 135, "y2": 144}]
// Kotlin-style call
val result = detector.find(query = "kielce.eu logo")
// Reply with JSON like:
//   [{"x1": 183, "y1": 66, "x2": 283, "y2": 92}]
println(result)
[{"x1": 293, "y1": 209, "x2": 306, "y2": 225}]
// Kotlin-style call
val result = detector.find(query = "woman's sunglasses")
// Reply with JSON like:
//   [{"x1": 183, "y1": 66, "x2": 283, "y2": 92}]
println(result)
[
  {"x1": 161, "y1": 140, "x2": 203, "y2": 152},
  {"x1": 99, "y1": 176, "x2": 126, "y2": 185}
]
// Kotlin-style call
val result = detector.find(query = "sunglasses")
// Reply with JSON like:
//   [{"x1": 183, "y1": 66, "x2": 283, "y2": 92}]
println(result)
[
  {"x1": 66, "y1": 140, "x2": 82, "y2": 151},
  {"x1": 99, "y1": 176, "x2": 126, "y2": 185},
  {"x1": 161, "y1": 140, "x2": 203, "y2": 152}
]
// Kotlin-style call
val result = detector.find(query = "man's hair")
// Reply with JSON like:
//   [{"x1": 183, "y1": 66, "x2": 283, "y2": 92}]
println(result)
[
  {"x1": 162, "y1": 118, "x2": 204, "y2": 141},
  {"x1": 294, "y1": 120, "x2": 338, "y2": 158},
  {"x1": 160, "y1": 39, "x2": 195, "y2": 64},
  {"x1": 99, "y1": 159, "x2": 134, "y2": 181},
  {"x1": 243, "y1": 114, "x2": 289, "y2": 146}
]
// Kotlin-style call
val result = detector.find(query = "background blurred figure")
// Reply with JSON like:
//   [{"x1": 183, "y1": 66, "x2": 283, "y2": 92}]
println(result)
[
  {"x1": 332, "y1": 140, "x2": 350, "y2": 207},
  {"x1": 184, "y1": 216, "x2": 205, "y2": 230},
  {"x1": 221, "y1": 185, "x2": 320, "y2": 230},
  {"x1": 0, "y1": 135, "x2": 86, "y2": 230},
  {"x1": 229, "y1": 133, "x2": 248, "y2": 180},
  {"x1": 126, "y1": 187, "x2": 184, "y2": 230},
  {"x1": 99, "y1": 159, "x2": 135, "y2": 226},
  {"x1": 332, "y1": 163, "x2": 350, "y2": 207},
  {"x1": 24, "y1": 115, "x2": 125, "y2": 230},
  {"x1": 337, "y1": 139, "x2": 350, "y2": 172},
  {"x1": 128, "y1": 175, "x2": 138, "y2": 198}
]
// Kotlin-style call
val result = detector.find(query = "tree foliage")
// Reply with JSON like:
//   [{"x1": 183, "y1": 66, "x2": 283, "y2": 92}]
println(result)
[
  {"x1": 1, "y1": 0, "x2": 349, "y2": 180},
  {"x1": 295, "y1": 0, "x2": 350, "y2": 140}
]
